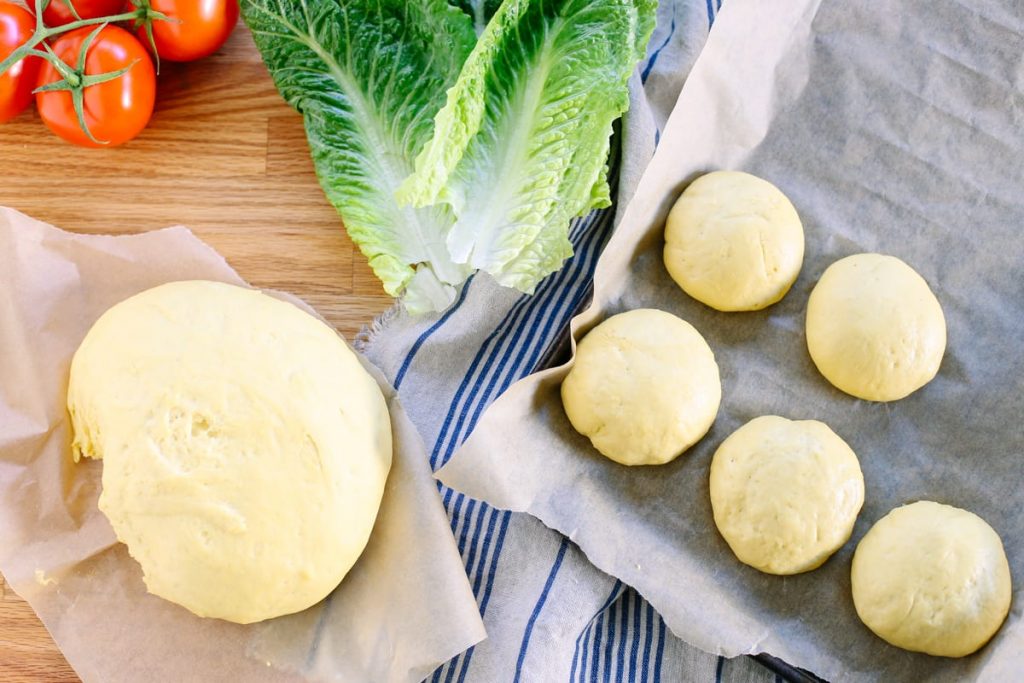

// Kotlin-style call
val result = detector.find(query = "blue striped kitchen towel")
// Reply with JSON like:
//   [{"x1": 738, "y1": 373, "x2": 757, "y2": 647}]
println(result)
[{"x1": 362, "y1": 2, "x2": 780, "y2": 681}]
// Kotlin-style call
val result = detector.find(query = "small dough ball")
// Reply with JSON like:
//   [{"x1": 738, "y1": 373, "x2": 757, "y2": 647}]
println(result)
[
  {"x1": 710, "y1": 416, "x2": 864, "y2": 575},
  {"x1": 561, "y1": 309, "x2": 721, "y2": 466},
  {"x1": 806, "y1": 253, "x2": 946, "y2": 401},
  {"x1": 663, "y1": 171, "x2": 805, "y2": 311},
  {"x1": 68, "y1": 281, "x2": 392, "y2": 624},
  {"x1": 852, "y1": 501, "x2": 1011, "y2": 657}
]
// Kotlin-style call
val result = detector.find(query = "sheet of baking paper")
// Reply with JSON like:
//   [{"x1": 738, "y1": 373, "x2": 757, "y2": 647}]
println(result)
[
  {"x1": 437, "y1": 0, "x2": 1024, "y2": 680},
  {"x1": 0, "y1": 207, "x2": 485, "y2": 683}
]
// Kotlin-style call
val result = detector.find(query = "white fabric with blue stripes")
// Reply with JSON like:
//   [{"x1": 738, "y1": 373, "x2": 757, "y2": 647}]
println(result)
[{"x1": 363, "y1": 2, "x2": 781, "y2": 680}]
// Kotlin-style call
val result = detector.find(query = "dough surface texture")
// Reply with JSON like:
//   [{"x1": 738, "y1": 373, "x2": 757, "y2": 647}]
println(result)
[
  {"x1": 561, "y1": 309, "x2": 721, "y2": 466},
  {"x1": 710, "y1": 415, "x2": 864, "y2": 575},
  {"x1": 851, "y1": 501, "x2": 1011, "y2": 657},
  {"x1": 806, "y1": 253, "x2": 946, "y2": 401},
  {"x1": 663, "y1": 171, "x2": 804, "y2": 311},
  {"x1": 68, "y1": 280, "x2": 392, "y2": 624}
]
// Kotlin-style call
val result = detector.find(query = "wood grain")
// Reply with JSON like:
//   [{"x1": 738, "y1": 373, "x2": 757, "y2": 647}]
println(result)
[{"x1": 0, "y1": 22, "x2": 391, "y2": 682}]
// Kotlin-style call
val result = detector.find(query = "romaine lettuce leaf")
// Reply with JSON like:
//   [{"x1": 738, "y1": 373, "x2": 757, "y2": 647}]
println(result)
[
  {"x1": 397, "y1": 0, "x2": 658, "y2": 292},
  {"x1": 241, "y1": 0, "x2": 476, "y2": 312},
  {"x1": 244, "y1": 0, "x2": 656, "y2": 312}
]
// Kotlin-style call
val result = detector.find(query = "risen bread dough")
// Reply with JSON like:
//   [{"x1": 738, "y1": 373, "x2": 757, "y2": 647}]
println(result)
[
  {"x1": 68, "y1": 281, "x2": 392, "y2": 624},
  {"x1": 561, "y1": 309, "x2": 721, "y2": 466},
  {"x1": 709, "y1": 416, "x2": 864, "y2": 575},
  {"x1": 663, "y1": 171, "x2": 804, "y2": 311},
  {"x1": 851, "y1": 501, "x2": 1011, "y2": 657},
  {"x1": 806, "y1": 253, "x2": 946, "y2": 401}
]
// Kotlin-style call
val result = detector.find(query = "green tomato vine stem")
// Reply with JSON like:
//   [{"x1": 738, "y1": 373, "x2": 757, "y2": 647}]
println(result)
[
  {"x1": 0, "y1": 0, "x2": 175, "y2": 144},
  {"x1": 0, "y1": 0, "x2": 171, "y2": 76}
]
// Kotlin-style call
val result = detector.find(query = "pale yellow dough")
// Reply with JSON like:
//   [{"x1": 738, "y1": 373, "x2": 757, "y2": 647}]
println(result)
[
  {"x1": 68, "y1": 281, "x2": 392, "y2": 624},
  {"x1": 852, "y1": 501, "x2": 1011, "y2": 657},
  {"x1": 806, "y1": 253, "x2": 946, "y2": 401},
  {"x1": 709, "y1": 416, "x2": 864, "y2": 575},
  {"x1": 663, "y1": 171, "x2": 805, "y2": 312},
  {"x1": 561, "y1": 309, "x2": 721, "y2": 466}
]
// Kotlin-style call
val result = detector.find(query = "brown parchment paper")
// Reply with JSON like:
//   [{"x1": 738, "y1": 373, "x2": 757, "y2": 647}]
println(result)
[
  {"x1": 0, "y1": 207, "x2": 485, "y2": 683},
  {"x1": 437, "y1": 0, "x2": 1024, "y2": 680}
]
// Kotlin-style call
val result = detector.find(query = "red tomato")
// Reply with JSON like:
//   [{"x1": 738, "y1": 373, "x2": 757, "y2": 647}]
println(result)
[
  {"x1": 0, "y1": 2, "x2": 40, "y2": 123},
  {"x1": 135, "y1": 0, "x2": 238, "y2": 62},
  {"x1": 42, "y1": 0, "x2": 125, "y2": 27},
  {"x1": 35, "y1": 25, "x2": 155, "y2": 147}
]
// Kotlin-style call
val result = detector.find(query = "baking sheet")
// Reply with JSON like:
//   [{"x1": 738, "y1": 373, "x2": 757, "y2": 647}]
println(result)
[
  {"x1": 0, "y1": 207, "x2": 485, "y2": 683},
  {"x1": 437, "y1": 0, "x2": 1024, "y2": 680}
]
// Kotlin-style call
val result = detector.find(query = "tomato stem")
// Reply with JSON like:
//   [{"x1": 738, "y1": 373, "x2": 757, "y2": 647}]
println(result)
[
  {"x1": 121, "y1": 0, "x2": 179, "y2": 76},
  {"x1": 0, "y1": 0, "x2": 149, "y2": 76},
  {"x1": 51, "y1": 11, "x2": 140, "y2": 35},
  {"x1": 59, "y1": 0, "x2": 85, "y2": 22}
]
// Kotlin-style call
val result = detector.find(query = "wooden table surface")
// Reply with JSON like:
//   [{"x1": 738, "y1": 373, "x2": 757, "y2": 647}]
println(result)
[{"x1": 0, "y1": 23, "x2": 391, "y2": 682}]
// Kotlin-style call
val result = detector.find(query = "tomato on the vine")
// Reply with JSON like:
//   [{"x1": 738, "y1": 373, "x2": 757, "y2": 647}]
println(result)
[
  {"x1": 132, "y1": 0, "x2": 238, "y2": 62},
  {"x1": 0, "y1": 2, "x2": 41, "y2": 123},
  {"x1": 42, "y1": 0, "x2": 126, "y2": 28},
  {"x1": 35, "y1": 25, "x2": 155, "y2": 147}
]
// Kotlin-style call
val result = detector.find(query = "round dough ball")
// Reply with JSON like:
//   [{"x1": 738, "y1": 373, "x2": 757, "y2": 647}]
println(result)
[
  {"x1": 852, "y1": 501, "x2": 1011, "y2": 657},
  {"x1": 710, "y1": 415, "x2": 864, "y2": 575},
  {"x1": 561, "y1": 309, "x2": 721, "y2": 466},
  {"x1": 663, "y1": 171, "x2": 805, "y2": 312},
  {"x1": 68, "y1": 281, "x2": 392, "y2": 624},
  {"x1": 806, "y1": 253, "x2": 946, "y2": 402}
]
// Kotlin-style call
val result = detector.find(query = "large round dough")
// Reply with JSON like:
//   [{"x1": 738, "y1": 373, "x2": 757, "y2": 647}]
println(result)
[
  {"x1": 709, "y1": 416, "x2": 864, "y2": 575},
  {"x1": 68, "y1": 280, "x2": 392, "y2": 624},
  {"x1": 561, "y1": 309, "x2": 721, "y2": 466},
  {"x1": 806, "y1": 253, "x2": 946, "y2": 401},
  {"x1": 663, "y1": 171, "x2": 805, "y2": 312},
  {"x1": 852, "y1": 501, "x2": 1011, "y2": 657}
]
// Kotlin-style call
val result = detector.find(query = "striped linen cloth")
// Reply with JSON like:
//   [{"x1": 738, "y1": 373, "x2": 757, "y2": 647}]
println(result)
[{"x1": 362, "y1": 2, "x2": 781, "y2": 680}]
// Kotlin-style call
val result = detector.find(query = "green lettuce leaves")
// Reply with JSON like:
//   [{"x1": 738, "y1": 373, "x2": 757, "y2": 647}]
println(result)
[
  {"x1": 242, "y1": 0, "x2": 477, "y2": 312},
  {"x1": 399, "y1": 0, "x2": 657, "y2": 292},
  {"x1": 242, "y1": 0, "x2": 657, "y2": 313}
]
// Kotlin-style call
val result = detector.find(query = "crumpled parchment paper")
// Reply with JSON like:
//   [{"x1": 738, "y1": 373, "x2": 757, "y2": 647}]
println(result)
[
  {"x1": 437, "y1": 0, "x2": 1024, "y2": 680},
  {"x1": 0, "y1": 207, "x2": 485, "y2": 683}
]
